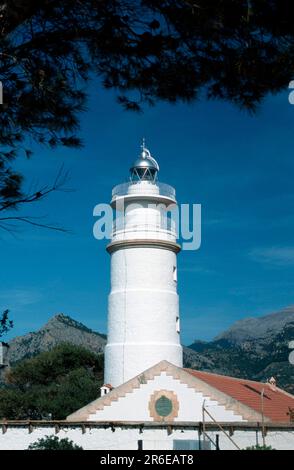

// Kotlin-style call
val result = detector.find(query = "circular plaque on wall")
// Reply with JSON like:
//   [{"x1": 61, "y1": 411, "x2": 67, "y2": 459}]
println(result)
[{"x1": 148, "y1": 390, "x2": 179, "y2": 421}]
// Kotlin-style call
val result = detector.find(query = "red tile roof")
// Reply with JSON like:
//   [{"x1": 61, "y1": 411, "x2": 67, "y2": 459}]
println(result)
[{"x1": 185, "y1": 369, "x2": 294, "y2": 423}]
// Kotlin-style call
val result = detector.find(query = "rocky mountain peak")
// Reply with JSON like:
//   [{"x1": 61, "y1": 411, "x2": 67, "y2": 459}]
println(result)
[
  {"x1": 214, "y1": 305, "x2": 294, "y2": 344},
  {"x1": 7, "y1": 314, "x2": 106, "y2": 364},
  {"x1": 188, "y1": 305, "x2": 294, "y2": 393}
]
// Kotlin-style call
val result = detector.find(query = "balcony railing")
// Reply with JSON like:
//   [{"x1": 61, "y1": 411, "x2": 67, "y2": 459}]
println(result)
[
  {"x1": 112, "y1": 220, "x2": 178, "y2": 238},
  {"x1": 111, "y1": 181, "x2": 176, "y2": 201}
]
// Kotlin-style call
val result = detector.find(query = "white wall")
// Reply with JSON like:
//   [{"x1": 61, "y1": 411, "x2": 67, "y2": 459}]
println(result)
[
  {"x1": 204, "y1": 430, "x2": 294, "y2": 450},
  {"x1": 105, "y1": 183, "x2": 183, "y2": 387},
  {"x1": 105, "y1": 247, "x2": 182, "y2": 388},
  {"x1": 0, "y1": 426, "x2": 293, "y2": 450},
  {"x1": 89, "y1": 372, "x2": 244, "y2": 422}
]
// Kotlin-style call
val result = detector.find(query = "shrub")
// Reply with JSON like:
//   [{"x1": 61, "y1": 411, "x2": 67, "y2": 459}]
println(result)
[{"x1": 28, "y1": 435, "x2": 83, "y2": 450}]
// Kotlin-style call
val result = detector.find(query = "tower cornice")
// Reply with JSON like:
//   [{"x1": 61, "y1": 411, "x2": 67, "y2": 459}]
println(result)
[{"x1": 106, "y1": 238, "x2": 181, "y2": 254}]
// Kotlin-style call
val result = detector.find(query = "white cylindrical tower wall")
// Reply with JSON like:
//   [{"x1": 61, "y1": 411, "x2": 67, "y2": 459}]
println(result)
[{"x1": 104, "y1": 150, "x2": 183, "y2": 387}]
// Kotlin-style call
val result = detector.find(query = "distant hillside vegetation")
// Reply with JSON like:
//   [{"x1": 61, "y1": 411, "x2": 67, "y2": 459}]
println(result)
[
  {"x1": 187, "y1": 306, "x2": 294, "y2": 394},
  {"x1": 0, "y1": 343, "x2": 103, "y2": 420}
]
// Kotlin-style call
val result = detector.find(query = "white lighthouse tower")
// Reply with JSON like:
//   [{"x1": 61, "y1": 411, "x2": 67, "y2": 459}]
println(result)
[{"x1": 104, "y1": 142, "x2": 183, "y2": 387}]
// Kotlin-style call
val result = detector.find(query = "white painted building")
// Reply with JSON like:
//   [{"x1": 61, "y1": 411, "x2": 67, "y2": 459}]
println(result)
[
  {"x1": 1, "y1": 421, "x2": 294, "y2": 450},
  {"x1": 1, "y1": 144, "x2": 294, "y2": 450},
  {"x1": 1, "y1": 360, "x2": 294, "y2": 450}
]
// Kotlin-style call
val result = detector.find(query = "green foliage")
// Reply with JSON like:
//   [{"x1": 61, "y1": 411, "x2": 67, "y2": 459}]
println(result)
[
  {"x1": 245, "y1": 444, "x2": 274, "y2": 450},
  {"x1": 28, "y1": 435, "x2": 83, "y2": 450},
  {"x1": 0, "y1": 310, "x2": 13, "y2": 338},
  {"x1": 7, "y1": 342, "x2": 103, "y2": 386},
  {"x1": 0, "y1": 343, "x2": 103, "y2": 419},
  {"x1": 2, "y1": 1, "x2": 294, "y2": 224}
]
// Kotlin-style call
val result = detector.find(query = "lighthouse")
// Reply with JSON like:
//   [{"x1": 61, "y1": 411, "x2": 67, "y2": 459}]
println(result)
[
  {"x1": 67, "y1": 144, "x2": 294, "y2": 447},
  {"x1": 104, "y1": 142, "x2": 183, "y2": 387}
]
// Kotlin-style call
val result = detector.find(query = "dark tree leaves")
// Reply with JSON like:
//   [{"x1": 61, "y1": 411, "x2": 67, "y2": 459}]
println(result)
[
  {"x1": 1, "y1": 1, "x2": 294, "y2": 225},
  {"x1": 28, "y1": 435, "x2": 83, "y2": 450},
  {"x1": 0, "y1": 310, "x2": 13, "y2": 338},
  {"x1": 2, "y1": 1, "x2": 294, "y2": 158},
  {"x1": 0, "y1": 343, "x2": 104, "y2": 419}
]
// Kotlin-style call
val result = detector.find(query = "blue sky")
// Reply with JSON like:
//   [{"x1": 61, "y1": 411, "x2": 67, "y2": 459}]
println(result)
[{"x1": 1, "y1": 84, "x2": 294, "y2": 345}]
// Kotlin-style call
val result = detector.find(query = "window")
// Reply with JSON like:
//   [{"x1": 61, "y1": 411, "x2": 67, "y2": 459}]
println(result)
[
  {"x1": 173, "y1": 266, "x2": 177, "y2": 282},
  {"x1": 176, "y1": 316, "x2": 180, "y2": 334}
]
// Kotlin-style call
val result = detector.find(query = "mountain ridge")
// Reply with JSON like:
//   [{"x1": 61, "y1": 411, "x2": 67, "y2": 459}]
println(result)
[
  {"x1": 6, "y1": 313, "x2": 106, "y2": 364},
  {"x1": 3, "y1": 306, "x2": 294, "y2": 393},
  {"x1": 188, "y1": 306, "x2": 294, "y2": 393},
  {"x1": 214, "y1": 305, "x2": 294, "y2": 344}
]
